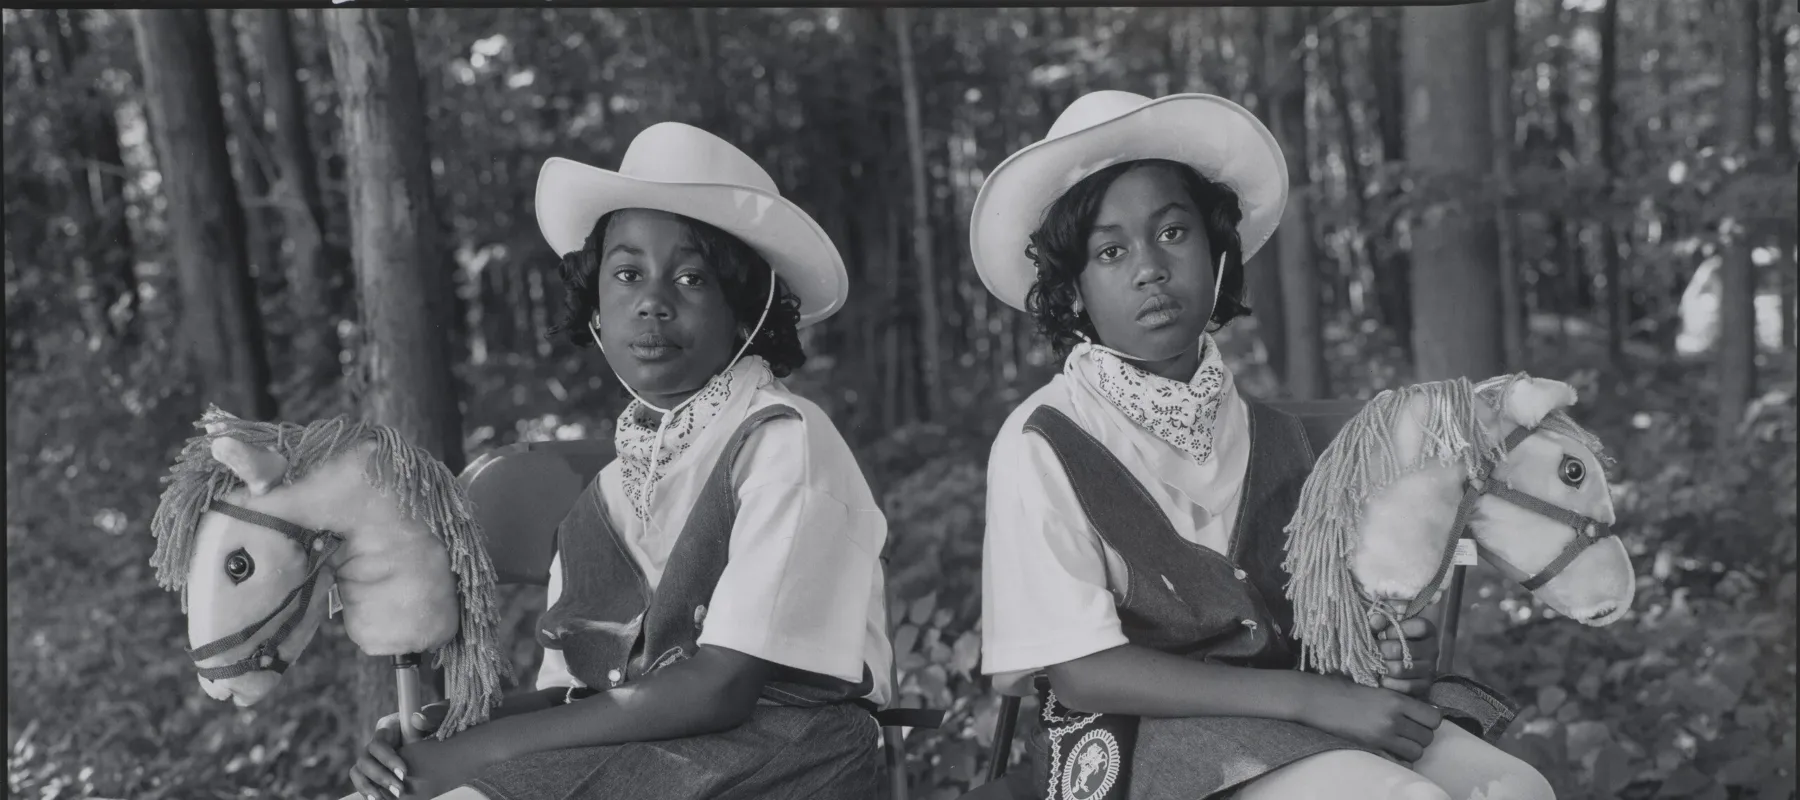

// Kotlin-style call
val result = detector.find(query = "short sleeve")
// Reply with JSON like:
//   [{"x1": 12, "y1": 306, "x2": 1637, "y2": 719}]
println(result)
[
  {"x1": 981, "y1": 421, "x2": 1128, "y2": 679},
  {"x1": 695, "y1": 415, "x2": 885, "y2": 686},
  {"x1": 533, "y1": 551, "x2": 584, "y2": 691}
]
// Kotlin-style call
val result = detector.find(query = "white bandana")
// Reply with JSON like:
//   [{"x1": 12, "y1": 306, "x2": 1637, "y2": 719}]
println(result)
[
  {"x1": 1079, "y1": 335, "x2": 1229, "y2": 465},
  {"x1": 614, "y1": 357, "x2": 773, "y2": 522},
  {"x1": 1061, "y1": 333, "x2": 1249, "y2": 529}
]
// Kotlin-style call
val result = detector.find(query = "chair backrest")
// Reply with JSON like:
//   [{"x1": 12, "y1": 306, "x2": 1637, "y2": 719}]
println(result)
[{"x1": 458, "y1": 439, "x2": 615, "y2": 586}]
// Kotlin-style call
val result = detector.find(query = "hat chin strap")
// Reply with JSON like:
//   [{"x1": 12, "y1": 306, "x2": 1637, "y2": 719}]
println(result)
[
  {"x1": 589, "y1": 277, "x2": 776, "y2": 518},
  {"x1": 1079, "y1": 250, "x2": 1229, "y2": 364}
]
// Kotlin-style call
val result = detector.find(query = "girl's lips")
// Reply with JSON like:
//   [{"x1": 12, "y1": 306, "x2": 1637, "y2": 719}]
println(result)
[
  {"x1": 628, "y1": 332, "x2": 682, "y2": 362},
  {"x1": 1136, "y1": 295, "x2": 1184, "y2": 328}
]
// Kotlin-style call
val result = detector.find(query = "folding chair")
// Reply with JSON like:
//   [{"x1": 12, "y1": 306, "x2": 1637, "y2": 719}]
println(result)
[
  {"x1": 452, "y1": 438, "x2": 943, "y2": 800},
  {"x1": 963, "y1": 399, "x2": 1474, "y2": 799}
]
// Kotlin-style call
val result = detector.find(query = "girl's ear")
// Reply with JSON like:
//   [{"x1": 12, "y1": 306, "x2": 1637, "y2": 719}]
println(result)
[{"x1": 1071, "y1": 290, "x2": 1085, "y2": 314}]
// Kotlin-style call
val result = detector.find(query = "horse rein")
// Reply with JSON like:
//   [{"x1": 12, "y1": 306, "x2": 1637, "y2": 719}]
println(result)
[
  {"x1": 1396, "y1": 424, "x2": 1615, "y2": 620},
  {"x1": 185, "y1": 501, "x2": 344, "y2": 680}
]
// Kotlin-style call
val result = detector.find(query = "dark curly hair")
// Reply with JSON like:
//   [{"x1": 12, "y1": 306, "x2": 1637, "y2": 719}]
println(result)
[
  {"x1": 545, "y1": 210, "x2": 808, "y2": 378},
  {"x1": 1023, "y1": 159, "x2": 1253, "y2": 357}
]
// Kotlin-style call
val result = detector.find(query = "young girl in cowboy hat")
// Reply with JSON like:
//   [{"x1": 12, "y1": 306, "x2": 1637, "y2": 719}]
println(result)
[
  {"x1": 971, "y1": 91, "x2": 1554, "y2": 800},
  {"x1": 348, "y1": 122, "x2": 892, "y2": 800}
]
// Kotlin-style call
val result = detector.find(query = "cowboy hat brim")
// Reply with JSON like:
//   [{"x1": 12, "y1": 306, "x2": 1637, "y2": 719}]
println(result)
[
  {"x1": 536, "y1": 156, "x2": 849, "y2": 327},
  {"x1": 969, "y1": 93, "x2": 1288, "y2": 313}
]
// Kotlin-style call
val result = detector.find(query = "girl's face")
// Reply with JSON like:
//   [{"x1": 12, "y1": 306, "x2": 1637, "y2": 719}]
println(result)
[
  {"x1": 1076, "y1": 163, "x2": 1216, "y2": 380},
  {"x1": 592, "y1": 209, "x2": 740, "y2": 409}
]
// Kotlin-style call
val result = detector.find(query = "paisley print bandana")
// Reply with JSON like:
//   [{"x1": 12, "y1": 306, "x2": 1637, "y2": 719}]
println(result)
[
  {"x1": 1087, "y1": 335, "x2": 1229, "y2": 466},
  {"x1": 614, "y1": 358, "x2": 768, "y2": 522}
]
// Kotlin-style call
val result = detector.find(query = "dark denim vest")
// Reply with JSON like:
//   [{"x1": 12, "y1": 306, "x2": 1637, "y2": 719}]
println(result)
[
  {"x1": 536, "y1": 404, "x2": 874, "y2": 707},
  {"x1": 1023, "y1": 398, "x2": 1321, "y2": 666},
  {"x1": 1021, "y1": 399, "x2": 1327, "y2": 800}
]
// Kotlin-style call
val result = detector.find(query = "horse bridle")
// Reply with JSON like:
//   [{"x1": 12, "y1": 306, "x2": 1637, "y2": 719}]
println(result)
[
  {"x1": 1396, "y1": 424, "x2": 1616, "y2": 620},
  {"x1": 186, "y1": 501, "x2": 344, "y2": 680}
]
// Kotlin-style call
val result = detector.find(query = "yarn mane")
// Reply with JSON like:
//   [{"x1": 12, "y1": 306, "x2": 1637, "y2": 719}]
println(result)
[
  {"x1": 1282, "y1": 373, "x2": 1613, "y2": 686},
  {"x1": 1282, "y1": 377, "x2": 1502, "y2": 686},
  {"x1": 149, "y1": 405, "x2": 508, "y2": 737}
]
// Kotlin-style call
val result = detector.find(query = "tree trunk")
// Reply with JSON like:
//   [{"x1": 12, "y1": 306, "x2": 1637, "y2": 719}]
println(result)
[
  {"x1": 1265, "y1": 8, "x2": 1327, "y2": 399},
  {"x1": 1324, "y1": 20, "x2": 1369, "y2": 289},
  {"x1": 209, "y1": 10, "x2": 284, "y2": 298},
  {"x1": 1489, "y1": 0, "x2": 1526, "y2": 372},
  {"x1": 1402, "y1": 5, "x2": 1505, "y2": 382},
  {"x1": 129, "y1": 10, "x2": 277, "y2": 420},
  {"x1": 324, "y1": 8, "x2": 464, "y2": 469},
  {"x1": 53, "y1": 10, "x2": 139, "y2": 345},
  {"x1": 257, "y1": 8, "x2": 342, "y2": 382},
  {"x1": 1368, "y1": 7, "x2": 1414, "y2": 363},
  {"x1": 1717, "y1": 0, "x2": 1762, "y2": 439},
  {"x1": 1245, "y1": 10, "x2": 1288, "y2": 380},
  {"x1": 892, "y1": 7, "x2": 943, "y2": 421},
  {"x1": 1767, "y1": 0, "x2": 1797, "y2": 351},
  {"x1": 1597, "y1": 0, "x2": 1627, "y2": 369},
  {"x1": 689, "y1": 9, "x2": 726, "y2": 134}
]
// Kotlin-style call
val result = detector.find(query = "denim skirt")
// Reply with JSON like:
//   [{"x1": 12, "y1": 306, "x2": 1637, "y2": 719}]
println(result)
[
  {"x1": 467, "y1": 701, "x2": 882, "y2": 800},
  {"x1": 1026, "y1": 712, "x2": 1367, "y2": 799}
]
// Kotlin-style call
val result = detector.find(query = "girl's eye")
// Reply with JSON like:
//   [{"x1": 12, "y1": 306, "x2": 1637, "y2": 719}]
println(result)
[
  {"x1": 1558, "y1": 455, "x2": 1586, "y2": 487},
  {"x1": 1158, "y1": 226, "x2": 1186, "y2": 242},
  {"x1": 225, "y1": 548, "x2": 255, "y2": 584},
  {"x1": 611, "y1": 267, "x2": 640, "y2": 283},
  {"x1": 675, "y1": 273, "x2": 707, "y2": 287},
  {"x1": 1096, "y1": 245, "x2": 1125, "y2": 262}
]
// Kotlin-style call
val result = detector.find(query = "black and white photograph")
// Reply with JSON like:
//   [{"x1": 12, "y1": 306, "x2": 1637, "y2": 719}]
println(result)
[{"x1": 4, "y1": 3, "x2": 1795, "y2": 800}]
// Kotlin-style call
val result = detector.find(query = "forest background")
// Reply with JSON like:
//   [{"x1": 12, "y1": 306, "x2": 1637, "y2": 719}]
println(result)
[{"x1": 5, "y1": 3, "x2": 1796, "y2": 799}]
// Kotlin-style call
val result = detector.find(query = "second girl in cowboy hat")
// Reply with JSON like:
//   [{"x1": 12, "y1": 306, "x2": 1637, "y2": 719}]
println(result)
[
  {"x1": 348, "y1": 122, "x2": 892, "y2": 800},
  {"x1": 971, "y1": 91, "x2": 1555, "y2": 800}
]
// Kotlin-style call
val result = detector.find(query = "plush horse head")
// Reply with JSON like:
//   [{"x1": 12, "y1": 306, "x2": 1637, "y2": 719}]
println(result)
[
  {"x1": 149, "y1": 406, "x2": 508, "y2": 738},
  {"x1": 1283, "y1": 373, "x2": 1634, "y2": 687}
]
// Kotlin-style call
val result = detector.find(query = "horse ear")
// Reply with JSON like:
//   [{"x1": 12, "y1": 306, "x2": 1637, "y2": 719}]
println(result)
[
  {"x1": 209, "y1": 437, "x2": 290, "y2": 496},
  {"x1": 1496, "y1": 375, "x2": 1579, "y2": 429},
  {"x1": 201, "y1": 405, "x2": 242, "y2": 436}
]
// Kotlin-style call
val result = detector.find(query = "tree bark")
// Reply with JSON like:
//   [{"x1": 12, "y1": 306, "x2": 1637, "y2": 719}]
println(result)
[
  {"x1": 1717, "y1": 0, "x2": 1762, "y2": 439},
  {"x1": 53, "y1": 10, "x2": 139, "y2": 345},
  {"x1": 1767, "y1": 0, "x2": 1796, "y2": 351},
  {"x1": 1597, "y1": 0, "x2": 1627, "y2": 369},
  {"x1": 256, "y1": 8, "x2": 342, "y2": 381},
  {"x1": 1245, "y1": 10, "x2": 1288, "y2": 380},
  {"x1": 1368, "y1": 7, "x2": 1414, "y2": 363},
  {"x1": 893, "y1": 7, "x2": 943, "y2": 421},
  {"x1": 1265, "y1": 8, "x2": 1327, "y2": 399},
  {"x1": 209, "y1": 10, "x2": 284, "y2": 298},
  {"x1": 1402, "y1": 5, "x2": 1506, "y2": 382},
  {"x1": 323, "y1": 9, "x2": 465, "y2": 471},
  {"x1": 129, "y1": 10, "x2": 277, "y2": 420},
  {"x1": 1489, "y1": 0, "x2": 1526, "y2": 372}
]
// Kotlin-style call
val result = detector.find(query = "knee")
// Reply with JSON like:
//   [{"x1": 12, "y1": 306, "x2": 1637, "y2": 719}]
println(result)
[
  {"x1": 1468, "y1": 763, "x2": 1555, "y2": 800},
  {"x1": 1393, "y1": 776, "x2": 1454, "y2": 800}
]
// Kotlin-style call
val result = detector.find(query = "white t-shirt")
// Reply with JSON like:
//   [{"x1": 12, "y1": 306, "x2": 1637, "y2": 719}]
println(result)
[
  {"x1": 536, "y1": 382, "x2": 894, "y2": 706},
  {"x1": 980, "y1": 361, "x2": 1251, "y2": 696}
]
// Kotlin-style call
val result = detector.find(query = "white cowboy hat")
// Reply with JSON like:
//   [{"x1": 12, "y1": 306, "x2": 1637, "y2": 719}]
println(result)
[
  {"x1": 535, "y1": 122, "x2": 848, "y2": 327},
  {"x1": 969, "y1": 91, "x2": 1288, "y2": 312}
]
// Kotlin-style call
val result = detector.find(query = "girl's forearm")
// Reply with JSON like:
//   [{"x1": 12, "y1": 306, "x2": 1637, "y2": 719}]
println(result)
[
  {"x1": 1046, "y1": 643, "x2": 1324, "y2": 723},
  {"x1": 487, "y1": 686, "x2": 565, "y2": 721},
  {"x1": 470, "y1": 647, "x2": 773, "y2": 761}
]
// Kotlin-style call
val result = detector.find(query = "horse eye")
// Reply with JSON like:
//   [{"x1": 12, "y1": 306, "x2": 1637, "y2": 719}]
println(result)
[
  {"x1": 226, "y1": 548, "x2": 255, "y2": 584},
  {"x1": 1559, "y1": 455, "x2": 1586, "y2": 487}
]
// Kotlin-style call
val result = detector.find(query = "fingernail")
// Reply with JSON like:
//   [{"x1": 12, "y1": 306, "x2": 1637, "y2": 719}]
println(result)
[{"x1": 396, "y1": 768, "x2": 407, "y2": 782}]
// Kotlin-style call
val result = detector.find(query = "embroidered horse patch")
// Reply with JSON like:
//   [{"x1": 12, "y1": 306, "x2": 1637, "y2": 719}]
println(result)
[{"x1": 1060, "y1": 729, "x2": 1122, "y2": 800}]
